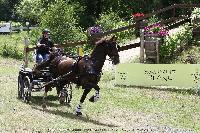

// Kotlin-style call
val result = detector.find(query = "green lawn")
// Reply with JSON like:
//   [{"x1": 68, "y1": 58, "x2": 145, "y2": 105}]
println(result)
[{"x1": 0, "y1": 57, "x2": 199, "y2": 132}]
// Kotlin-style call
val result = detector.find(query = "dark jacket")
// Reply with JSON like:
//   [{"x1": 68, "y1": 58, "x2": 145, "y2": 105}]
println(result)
[{"x1": 36, "y1": 37, "x2": 54, "y2": 55}]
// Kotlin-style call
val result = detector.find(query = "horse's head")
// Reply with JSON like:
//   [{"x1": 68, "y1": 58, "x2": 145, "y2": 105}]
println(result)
[{"x1": 105, "y1": 36, "x2": 120, "y2": 65}]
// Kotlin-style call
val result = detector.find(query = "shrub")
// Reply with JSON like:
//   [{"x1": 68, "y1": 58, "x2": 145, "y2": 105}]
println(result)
[
  {"x1": 40, "y1": 0, "x2": 86, "y2": 44},
  {"x1": 0, "y1": 34, "x2": 24, "y2": 59},
  {"x1": 39, "y1": 0, "x2": 87, "y2": 55},
  {"x1": 16, "y1": 0, "x2": 43, "y2": 24},
  {"x1": 191, "y1": 8, "x2": 200, "y2": 28},
  {"x1": 160, "y1": 23, "x2": 193, "y2": 63},
  {"x1": 96, "y1": 11, "x2": 135, "y2": 44}
]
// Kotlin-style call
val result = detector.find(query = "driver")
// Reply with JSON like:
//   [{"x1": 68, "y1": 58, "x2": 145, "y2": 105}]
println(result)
[
  {"x1": 32, "y1": 29, "x2": 62, "y2": 74},
  {"x1": 36, "y1": 29, "x2": 54, "y2": 63}
]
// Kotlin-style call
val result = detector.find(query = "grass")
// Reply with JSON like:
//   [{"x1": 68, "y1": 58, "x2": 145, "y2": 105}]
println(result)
[
  {"x1": 0, "y1": 57, "x2": 200, "y2": 132},
  {"x1": 0, "y1": 31, "x2": 199, "y2": 132}
]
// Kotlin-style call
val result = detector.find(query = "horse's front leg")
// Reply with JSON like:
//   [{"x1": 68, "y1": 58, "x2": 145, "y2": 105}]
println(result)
[
  {"x1": 89, "y1": 84, "x2": 100, "y2": 102},
  {"x1": 76, "y1": 85, "x2": 92, "y2": 116}
]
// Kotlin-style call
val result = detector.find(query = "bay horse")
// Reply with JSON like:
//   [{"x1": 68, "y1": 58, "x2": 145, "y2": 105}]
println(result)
[{"x1": 37, "y1": 35, "x2": 120, "y2": 115}]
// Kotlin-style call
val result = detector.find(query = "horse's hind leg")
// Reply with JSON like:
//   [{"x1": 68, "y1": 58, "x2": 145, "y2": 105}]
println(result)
[
  {"x1": 57, "y1": 85, "x2": 66, "y2": 105},
  {"x1": 89, "y1": 84, "x2": 100, "y2": 102},
  {"x1": 76, "y1": 88, "x2": 92, "y2": 116}
]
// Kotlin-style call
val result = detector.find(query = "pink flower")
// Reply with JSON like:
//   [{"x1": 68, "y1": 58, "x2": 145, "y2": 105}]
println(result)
[{"x1": 144, "y1": 23, "x2": 169, "y2": 36}]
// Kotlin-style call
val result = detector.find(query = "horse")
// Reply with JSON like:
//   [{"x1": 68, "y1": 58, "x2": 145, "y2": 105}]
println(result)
[{"x1": 38, "y1": 35, "x2": 120, "y2": 115}]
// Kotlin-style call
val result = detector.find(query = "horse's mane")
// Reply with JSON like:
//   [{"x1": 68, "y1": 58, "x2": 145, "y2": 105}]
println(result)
[
  {"x1": 94, "y1": 37, "x2": 107, "y2": 46},
  {"x1": 94, "y1": 35, "x2": 117, "y2": 46}
]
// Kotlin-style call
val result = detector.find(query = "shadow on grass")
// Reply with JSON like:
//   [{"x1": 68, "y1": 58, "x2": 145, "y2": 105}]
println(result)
[
  {"x1": 116, "y1": 85, "x2": 200, "y2": 96},
  {"x1": 32, "y1": 95, "x2": 58, "y2": 101},
  {"x1": 31, "y1": 106, "x2": 118, "y2": 128},
  {"x1": 29, "y1": 95, "x2": 118, "y2": 127},
  {"x1": 155, "y1": 87, "x2": 200, "y2": 96},
  {"x1": 30, "y1": 95, "x2": 62, "y2": 107}
]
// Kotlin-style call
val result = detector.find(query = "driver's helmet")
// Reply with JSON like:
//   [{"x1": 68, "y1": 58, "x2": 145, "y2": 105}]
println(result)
[
  {"x1": 87, "y1": 25, "x2": 102, "y2": 36},
  {"x1": 42, "y1": 29, "x2": 50, "y2": 35}
]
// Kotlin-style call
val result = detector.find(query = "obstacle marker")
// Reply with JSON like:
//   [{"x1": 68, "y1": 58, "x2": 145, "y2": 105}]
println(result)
[{"x1": 115, "y1": 63, "x2": 200, "y2": 88}]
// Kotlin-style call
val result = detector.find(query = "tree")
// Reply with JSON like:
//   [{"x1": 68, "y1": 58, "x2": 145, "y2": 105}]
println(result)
[
  {"x1": 40, "y1": 0, "x2": 86, "y2": 44},
  {"x1": 16, "y1": 0, "x2": 44, "y2": 24},
  {"x1": 0, "y1": 0, "x2": 20, "y2": 21}
]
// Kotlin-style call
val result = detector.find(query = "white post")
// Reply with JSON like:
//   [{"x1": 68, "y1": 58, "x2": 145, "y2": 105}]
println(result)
[
  {"x1": 9, "y1": 21, "x2": 12, "y2": 33},
  {"x1": 24, "y1": 38, "x2": 29, "y2": 68}
]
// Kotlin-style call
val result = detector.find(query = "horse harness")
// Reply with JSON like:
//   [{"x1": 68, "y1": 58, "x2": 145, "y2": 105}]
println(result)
[
  {"x1": 73, "y1": 55, "x2": 101, "y2": 85},
  {"x1": 46, "y1": 54, "x2": 100, "y2": 87}
]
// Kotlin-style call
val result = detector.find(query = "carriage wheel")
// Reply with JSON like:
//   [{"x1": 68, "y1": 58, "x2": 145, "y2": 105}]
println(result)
[
  {"x1": 22, "y1": 76, "x2": 32, "y2": 103},
  {"x1": 17, "y1": 75, "x2": 23, "y2": 99}
]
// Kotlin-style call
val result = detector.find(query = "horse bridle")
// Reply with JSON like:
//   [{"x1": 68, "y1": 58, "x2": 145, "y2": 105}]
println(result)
[{"x1": 106, "y1": 43, "x2": 120, "y2": 62}]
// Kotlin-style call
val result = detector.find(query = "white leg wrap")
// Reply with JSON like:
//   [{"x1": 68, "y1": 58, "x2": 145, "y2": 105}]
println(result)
[
  {"x1": 94, "y1": 91, "x2": 100, "y2": 102},
  {"x1": 76, "y1": 103, "x2": 82, "y2": 112}
]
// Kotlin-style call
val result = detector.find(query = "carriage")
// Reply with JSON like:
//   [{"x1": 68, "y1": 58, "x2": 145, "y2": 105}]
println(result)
[
  {"x1": 17, "y1": 63, "x2": 72, "y2": 104},
  {"x1": 17, "y1": 35, "x2": 120, "y2": 115}
]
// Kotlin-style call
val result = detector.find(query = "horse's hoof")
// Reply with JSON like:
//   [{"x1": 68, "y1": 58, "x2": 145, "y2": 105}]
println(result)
[
  {"x1": 42, "y1": 103, "x2": 47, "y2": 109},
  {"x1": 66, "y1": 103, "x2": 71, "y2": 107},
  {"x1": 59, "y1": 98, "x2": 65, "y2": 105},
  {"x1": 89, "y1": 95, "x2": 95, "y2": 102},
  {"x1": 76, "y1": 111, "x2": 82, "y2": 116},
  {"x1": 89, "y1": 95, "x2": 99, "y2": 102}
]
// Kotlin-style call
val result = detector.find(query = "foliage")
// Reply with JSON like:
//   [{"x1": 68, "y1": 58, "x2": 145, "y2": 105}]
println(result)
[
  {"x1": 144, "y1": 23, "x2": 169, "y2": 36},
  {"x1": 38, "y1": 0, "x2": 87, "y2": 55},
  {"x1": 96, "y1": 11, "x2": 135, "y2": 43},
  {"x1": 160, "y1": 23, "x2": 193, "y2": 63},
  {"x1": 4, "y1": 0, "x2": 199, "y2": 60},
  {"x1": 11, "y1": 21, "x2": 23, "y2": 27},
  {"x1": 191, "y1": 8, "x2": 200, "y2": 28},
  {"x1": 147, "y1": 15, "x2": 160, "y2": 25},
  {"x1": 40, "y1": 0, "x2": 86, "y2": 44},
  {"x1": 4, "y1": 0, "x2": 200, "y2": 25},
  {"x1": 0, "y1": 0, "x2": 20, "y2": 21},
  {"x1": 0, "y1": 34, "x2": 24, "y2": 59},
  {"x1": 173, "y1": 45, "x2": 200, "y2": 64},
  {"x1": 28, "y1": 28, "x2": 41, "y2": 44},
  {"x1": 15, "y1": 0, "x2": 44, "y2": 24}
]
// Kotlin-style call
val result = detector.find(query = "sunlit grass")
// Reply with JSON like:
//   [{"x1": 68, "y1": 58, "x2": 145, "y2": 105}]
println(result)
[{"x1": 0, "y1": 57, "x2": 199, "y2": 132}]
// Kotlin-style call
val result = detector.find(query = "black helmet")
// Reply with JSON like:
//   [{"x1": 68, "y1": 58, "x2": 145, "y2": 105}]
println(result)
[{"x1": 42, "y1": 29, "x2": 50, "y2": 34}]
